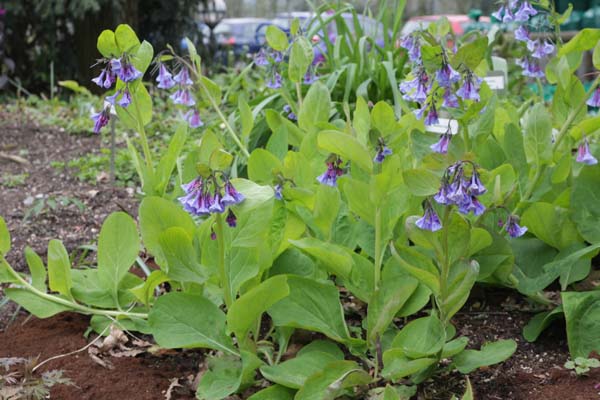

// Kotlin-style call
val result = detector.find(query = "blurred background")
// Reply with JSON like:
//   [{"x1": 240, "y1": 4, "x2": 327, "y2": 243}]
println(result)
[{"x1": 0, "y1": 0, "x2": 599, "y2": 95}]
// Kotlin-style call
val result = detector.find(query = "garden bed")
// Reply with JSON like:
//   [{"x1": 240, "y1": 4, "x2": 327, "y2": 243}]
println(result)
[{"x1": 1, "y1": 122, "x2": 599, "y2": 400}]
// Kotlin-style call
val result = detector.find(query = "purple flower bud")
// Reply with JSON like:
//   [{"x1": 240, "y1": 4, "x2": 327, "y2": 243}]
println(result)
[
  {"x1": 170, "y1": 88, "x2": 196, "y2": 106},
  {"x1": 374, "y1": 145, "x2": 392, "y2": 163},
  {"x1": 587, "y1": 87, "x2": 600, "y2": 108},
  {"x1": 414, "y1": 103, "x2": 427, "y2": 120},
  {"x1": 174, "y1": 68, "x2": 193, "y2": 86},
  {"x1": 271, "y1": 50, "x2": 284, "y2": 63},
  {"x1": 576, "y1": 138, "x2": 598, "y2": 165},
  {"x1": 457, "y1": 73, "x2": 482, "y2": 102},
  {"x1": 317, "y1": 160, "x2": 344, "y2": 187},
  {"x1": 436, "y1": 63, "x2": 461, "y2": 88},
  {"x1": 156, "y1": 64, "x2": 176, "y2": 89},
  {"x1": 118, "y1": 88, "x2": 132, "y2": 108},
  {"x1": 304, "y1": 68, "x2": 318, "y2": 85},
  {"x1": 185, "y1": 109, "x2": 204, "y2": 128},
  {"x1": 515, "y1": 1, "x2": 537, "y2": 21},
  {"x1": 91, "y1": 107, "x2": 111, "y2": 134},
  {"x1": 505, "y1": 215, "x2": 527, "y2": 238},
  {"x1": 491, "y1": 5, "x2": 505, "y2": 21},
  {"x1": 92, "y1": 69, "x2": 107, "y2": 88},
  {"x1": 415, "y1": 204, "x2": 442, "y2": 232},
  {"x1": 274, "y1": 184, "x2": 283, "y2": 200},
  {"x1": 430, "y1": 133, "x2": 451, "y2": 154},
  {"x1": 105, "y1": 90, "x2": 121, "y2": 105},
  {"x1": 502, "y1": 6, "x2": 515, "y2": 23},
  {"x1": 221, "y1": 181, "x2": 245, "y2": 206},
  {"x1": 514, "y1": 26, "x2": 530, "y2": 42},
  {"x1": 266, "y1": 71, "x2": 282, "y2": 89},
  {"x1": 211, "y1": 229, "x2": 217, "y2": 240},
  {"x1": 283, "y1": 104, "x2": 297, "y2": 121},
  {"x1": 442, "y1": 89, "x2": 459, "y2": 108},
  {"x1": 226, "y1": 209, "x2": 237, "y2": 227},
  {"x1": 424, "y1": 104, "x2": 439, "y2": 126}
]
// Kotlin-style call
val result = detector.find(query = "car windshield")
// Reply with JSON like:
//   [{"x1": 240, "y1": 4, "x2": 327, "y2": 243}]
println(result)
[{"x1": 214, "y1": 21, "x2": 266, "y2": 42}]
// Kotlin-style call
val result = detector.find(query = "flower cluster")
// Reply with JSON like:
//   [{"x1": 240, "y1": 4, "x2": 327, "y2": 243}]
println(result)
[
  {"x1": 283, "y1": 104, "x2": 297, "y2": 121},
  {"x1": 494, "y1": 1, "x2": 555, "y2": 78},
  {"x1": 255, "y1": 39, "x2": 320, "y2": 89},
  {"x1": 399, "y1": 33, "x2": 481, "y2": 128},
  {"x1": 178, "y1": 174, "x2": 244, "y2": 230},
  {"x1": 316, "y1": 155, "x2": 346, "y2": 187},
  {"x1": 433, "y1": 161, "x2": 487, "y2": 217},
  {"x1": 155, "y1": 64, "x2": 204, "y2": 129},
  {"x1": 91, "y1": 55, "x2": 143, "y2": 133}
]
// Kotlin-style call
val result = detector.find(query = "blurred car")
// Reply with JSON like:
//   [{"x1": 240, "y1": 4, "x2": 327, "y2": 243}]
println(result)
[
  {"x1": 180, "y1": 22, "x2": 211, "y2": 51},
  {"x1": 214, "y1": 18, "x2": 270, "y2": 56},
  {"x1": 401, "y1": 15, "x2": 492, "y2": 37}
]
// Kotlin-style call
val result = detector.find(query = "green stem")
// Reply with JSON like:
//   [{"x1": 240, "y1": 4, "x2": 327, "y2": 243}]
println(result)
[
  {"x1": 373, "y1": 208, "x2": 383, "y2": 291},
  {"x1": 295, "y1": 82, "x2": 303, "y2": 108},
  {"x1": 198, "y1": 81, "x2": 250, "y2": 159},
  {"x1": 5, "y1": 260, "x2": 148, "y2": 319},
  {"x1": 461, "y1": 121, "x2": 470, "y2": 153},
  {"x1": 215, "y1": 214, "x2": 232, "y2": 308},
  {"x1": 133, "y1": 97, "x2": 153, "y2": 170}
]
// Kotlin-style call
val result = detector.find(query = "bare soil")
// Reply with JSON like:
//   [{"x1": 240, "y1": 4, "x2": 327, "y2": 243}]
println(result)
[{"x1": 1, "y1": 116, "x2": 599, "y2": 399}]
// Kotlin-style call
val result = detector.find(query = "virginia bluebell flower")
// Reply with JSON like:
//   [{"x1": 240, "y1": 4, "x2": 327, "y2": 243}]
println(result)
[
  {"x1": 468, "y1": 170, "x2": 487, "y2": 196},
  {"x1": 517, "y1": 57, "x2": 545, "y2": 78},
  {"x1": 374, "y1": 138, "x2": 392, "y2": 163},
  {"x1": 457, "y1": 72, "x2": 482, "y2": 101},
  {"x1": 274, "y1": 184, "x2": 283, "y2": 200},
  {"x1": 528, "y1": 39, "x2": 555, "y2": 59},
  {"x1": 304, "y1": 67, "x2": 318, "y2": 85},
  {"x1": 226, "y1": 209, "x2": 237, "y2": 227},
  {"x1": 178, "y1": 177, "x2": 204, "y2": 215},
  {"x1": 587, "y1": 87, "x2": 600, "y2": 107},
  {"x1": 514, "y1": 26, "x2": 530, "y2": 42},
  {"x1": 434, "y1": 182, "x2": 451, "y2": 205},
  {"x1": 514, "y1": 1, "x2": 537, "y2": 21},
  {"x1": 185, "y1": 109, "x2": 204, "y2": 128},
  {"x1": 283, "y1": 104, "x2": 297, "y2": 121},
  {"x1": 576, "y1": 138, "x2": 598, "y2": 165},
  {"x1": 178, "y1": 176, "x2": 245, "y2": 220},
  {"x1": 112, "y1": 57, "x2": 142, "y2": 82},
  {"x1": 505, "y1": 215, "x2": 528, "y2": 238},
  {"x1": 156, "y1": 64, "x2": 176, "y2": 89},
  {"x1": 221, "y1": 180, "x2": 245, "y2": 206},
  {"x1": 431, "y1": 132, "x2": 451, "y2": 154},
  {"x1": 317, "y1": 157, "x2": 345, "y2": 187},
  {"x1": 436, "y1": 62, "x2": 461, "y2": 88},
  {"x1": 416, "y1": 203, "x2": 442, "y2": 232},
  {"x1": 255, "y1": 48, "x2": 269, "y2": 66},
  {"x1": 458, "y1": 196, "x2": 485, "y2": 216},
  {"x1": 174, "y1": 68, "x2": 193, "y2": 86},
  {"x1": 442, "y1": 89, "x2": 459, "y2": 108},
  {"x1": 91, "y1": 107, "x2": 111, "y2": 134},
  {"x1": 266, "y1": 71, "x2": 282, "y2": 89},
  {"x1": 424, "y1": 103, "x2": 439, "y2": 126},
  {"x1": 118, "y1": 88, "x2": 132, "y2": 108},
  {"x1": 400, "y1": 34, "x2": 421, "y2": 64},
  {"x1": 208, "y1": 193, "x2": 225, "y2": 213},
  {"x1": 92, "y1": 64, "x2": 116, "y2": 89},
  {"x1": 170, "y1": 88, "x2": 196, "y2": 106},
  {"x1": 400, "y1": 68, "x2": 429, "y2": 103},
  {"x1": 105, "y1": 90, "x2": 121, "y2": 105}
]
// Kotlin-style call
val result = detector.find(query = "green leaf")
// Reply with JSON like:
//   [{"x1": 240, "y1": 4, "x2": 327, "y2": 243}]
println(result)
[
  {"x1": 115, "y1": 24, "x2": 141, "y2": 53},
  {"x1": 24, "y1": 247, "x2": 46, "y2": 292},
  {"x1": 260, "y1": 340, "x2": 344, "y2": 389},
  {"x1": 521, "y1": 202, "x2": 582, "y2": 250},
  {"x1": 155, "y1": 122, "x2": 188, "y2": 195},
  {"x1": 115, "y1": 82, "x2": 152, "y2": 130},
  {"x1": 367, "y1": 269, "x2": 418, "y2": 344},
  {"x1": 523, "y1": 306, "x2": 564, "y2": 342},
  {"x1": 318, "y1": 130, "x2": 373, "y2": 172},
  {"x1": 289, "y1": 238, "x2": 353, "y2": 279},
  {"x1": 442, "y1": 337, "x2": 469, "y2": 358},
  {"x1": 381, "y1": 349, "x2": 437, "y2": 380},
  {"x1": 594, "y1": 41, "x2": 600, "y2": 69},
  {"x1": 129, "y1": 270, "x2": 169, "y2": 306},
  {"x1": 139, "y1": 196, "x2": 196, "y2": 266},
  {"x1": 390, "y1": 244, "x2": 440, "y2": 295},
  {"x1": 353, "y1": 97, "x2": 371, "y2": 145},
  {"x1": 562, "y1": 291, "x2": 600, "y2": 358},
  {"x1": 442, "y1": 260, "x2": 479, "y2": 321},
  {"x1": 4, "y1": 288, "x2": 71, "y2": 318},
  {"x1": 289, "y1": 36, "x2": 314, "y2": 83},
  {"x1": 239, "y1": 97, "x2": 254, "y2": 139},
  {"x1": 572, "y1": 165, "x2": 600, "y2": 243},
  {"x1": 158, "y1": 227, "x2": 206, "y2": 284},
  {"x1": 298, "y1": 82, "x2": 331, "y2": 132},
  {"x1": 402, "y1": 169, "x2": 441, "y2": 196},
  {"x1": 451, "y1": 36, "x2": 488, "y2": 70},
  {"x1": 97, "y1": 29, "x2": 119, "y2": 58},
  {"x1": 0, "y1": 216, "x2": 10, "y2": 255},
  {"x1": 71, "y1": 269, "x2": 141, "y2": 309},
  {"x1": 228, "y1": 275, "x2": 290, "y2": 339},
  {"x1": 558, "y1": 28, "x2": 600, "y2": 56},
  {"x1": 453, "y1": 339, "x2": 517, "y2": 373},
  {"x1": 201, "y1": 76, "x2": 222, "y2": 103},
  {"x1": 248, "y1": 148, "x2": 282, "y2": 183},
  {"x1": 295, "y1": 360, "x2": 371, "y2": 400},
  {"x1": 371, "y1": 101, "x2": 397, "y2": 137},
  {"x1": 148, "y1": 292, "x2": 236, "y2": 355},
  {"x1": 523, "y1": 103, "x2": 553, "y2": 166},
  {"x1": 209, "y1": 148, "x2": 234, "y2": 171},
  {"x1": 266, "y1": 25, "x2": 289, "y2": 51},
  {"x1": 268, "y1": 275, "x2": 350, "y2": 342},
  {"x1": 390, "y1": 315, "x2": 445, "y2": 358},
  {"x1": 247, "y1": 385, "x2": 295, "y2": 400},
  {"x1": 47, "y1": 239, "x2": 73, "y2": 299},
  {"x1": 197, "y1": 352, "x2": 262, "y2": 400},
  {"x1": 97, "y1": 212, "x2": 140, "y2": 298}
]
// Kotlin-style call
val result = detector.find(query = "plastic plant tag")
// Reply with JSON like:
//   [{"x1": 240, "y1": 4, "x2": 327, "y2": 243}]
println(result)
[{"x1": 426, "y1": 118, "x2": 459, "y2": 135}]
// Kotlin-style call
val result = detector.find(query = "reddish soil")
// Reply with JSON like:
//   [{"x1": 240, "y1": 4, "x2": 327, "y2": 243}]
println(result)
[{"x1": 1, "y1": 114, "x2": 600, "y2": 399}]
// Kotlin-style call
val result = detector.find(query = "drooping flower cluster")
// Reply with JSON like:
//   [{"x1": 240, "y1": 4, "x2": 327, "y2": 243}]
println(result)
[
  {"x1": 90, "y1": 54, "x2": 143, "y2": 133},
  {"x1": 494, "y1": 1, "x2": 555, "y2": 79},
  {"x1": 155, "y1": 63, "x2": 204, "y2": 129},
  {"x1": 178, "y1": 174, "x2": 244, "y2": 229},
  {"x1": 398, "y1": 33, "x2": 482, "y2": 127},
  {"x1": 316, "y1": 155, "x2": 346, "y2": 187},
  {"x1": 255, "y1": 47, "x2": 285, "y2": 89},
  {"x1": 433, "y1": 161, "x2": 487, "y2": 217}
]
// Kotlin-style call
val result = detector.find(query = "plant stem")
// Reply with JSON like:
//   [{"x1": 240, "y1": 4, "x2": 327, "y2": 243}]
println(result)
[
  {"x1": 133, "y1": 96, "x2": 153, "y2": 170},
  {"x1": 373, "y1": 207, "x2": 383, "y2": 291},
  {"x1": 439, "y1": 207, "x2": 451, "y2": 323},
  {"x1": 4, "y1": 260, "x2": 148, "y2": 319},
  {"x1": 295, "y1": 82, "x2": 303, "y2": 108},
  {"x1": 215, "y1": 214, "x2": 232, "y2": 308}
]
